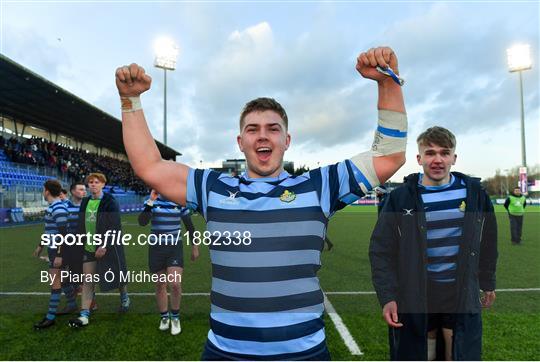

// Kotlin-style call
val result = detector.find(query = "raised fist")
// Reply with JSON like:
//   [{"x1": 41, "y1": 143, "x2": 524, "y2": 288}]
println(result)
[
  {"x1": 115, "y1": 63, "x2": 152, "y2": 97},
  {"x1": 356, "y1": 47, "x2": 399, "y2": 84}
]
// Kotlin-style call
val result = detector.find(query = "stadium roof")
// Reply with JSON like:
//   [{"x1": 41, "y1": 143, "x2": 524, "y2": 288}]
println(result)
[{"x1": 0, "y1": 54, "x2": 180, "y2": 160}]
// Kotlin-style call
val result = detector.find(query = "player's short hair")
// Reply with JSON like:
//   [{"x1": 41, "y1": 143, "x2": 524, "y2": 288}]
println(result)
[
  {"x1": 417, "y1": 126, "x2": 456, "y2": 149},
  {"x1": 70, "y1": 181, "x2": 85, "y2": 192},
  {"x1": 239, "y1": 97, "x2": 288, "y2": 130},
  {"x1": 60, "y1": 188, "x2": 68, "y2": 195},
  {"x1": 85, "y1": 172, "x2": 107, "y2": 184},
  {"x1": 44, "y1": 179, "x2": 62, "y2": 197}
]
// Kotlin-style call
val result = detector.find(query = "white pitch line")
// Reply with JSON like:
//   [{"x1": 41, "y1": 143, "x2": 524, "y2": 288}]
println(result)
[
  {"x1": 493, "y1": 288, "x2": 540, "y2": 292},
  {"x1": 2, "y1": 288, "x2": 539, "y2": 297},
  {"x1": 324, "y1": 288, "x2": 540, "y2": 295},
  {"x1": 1, "y1": 288, "x2": 539, "y2": 297},
  {"x1": 324, "y1": 288, "x2": 540, "y2": 294},
  {"x1": 0, "y1": 291, "x2": 210, "y2": 296},
  {"x1": 2, "y1": 288, "x2": 538, "y2": 356},
  {"x1": 326, "y1": 291, "x2": 375, "y2": 295},
  {"x1": 324, "y1": 294, "x2": 363, "y2": 356}
]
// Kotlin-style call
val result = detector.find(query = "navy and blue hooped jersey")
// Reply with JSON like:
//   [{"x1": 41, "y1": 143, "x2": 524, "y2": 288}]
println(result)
[
  {"x1": 63, "y1": 199, "x2": 81, "y2": 234},
  {"x1": 148, "y1": 197, "x2": 190, "y2": 245},
  {"x1": 44, "y1": 199, "x2": 68, "y2": 248},
  {"x1": 419, "y1": 174, "x2": 467, "y2": 283},
  {"x1": 186, "y1": 160, "x2": 370, "y2": 359}
]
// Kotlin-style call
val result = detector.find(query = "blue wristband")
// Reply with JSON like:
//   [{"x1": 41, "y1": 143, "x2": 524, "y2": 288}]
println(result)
[{"x1": 376, "y1": 66, "x2": 405, "y2": 86}]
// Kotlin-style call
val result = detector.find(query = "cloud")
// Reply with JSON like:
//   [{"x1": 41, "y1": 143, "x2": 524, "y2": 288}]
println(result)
[
  {"x1": 3, "y1": 2, "x2": 537, "y2": 176},
  {"x1": 168, "y1": 20, "x2": 381, "y2": 165},
  {"x1": 380, "y1": 3, "x2": 539, "y2": 134},
  {"x1": 2, "y1": 25, "x2": 72, "y2": 84}
]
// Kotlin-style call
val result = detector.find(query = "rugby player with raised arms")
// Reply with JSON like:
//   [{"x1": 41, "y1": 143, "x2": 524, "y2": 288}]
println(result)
[{"x1": 116, "y1": 46, "x2": 407, "y2": 360}]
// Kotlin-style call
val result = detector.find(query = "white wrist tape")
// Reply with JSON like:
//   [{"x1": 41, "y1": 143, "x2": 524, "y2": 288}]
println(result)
[
  {"x1": 350, "y1": 152, "x2": 379, "y2": 193},
  {"x1": 372, "y1": 110, "x2": 407, "y2": 156},
  {"x1": 121, "y1": 96, "x2": 142, "y2": 113},
  {"x1": 350, "y1": 110, "x2": 408, "y2": 192}
]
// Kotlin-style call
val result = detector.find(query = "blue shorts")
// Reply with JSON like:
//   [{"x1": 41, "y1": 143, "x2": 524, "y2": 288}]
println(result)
[
  {"x1": 201, "y1": 339, "x2": 331, "y2": 361},
  {"x1": 47, "y1": 247, "x2": 59, "y2": 268},
  {"x1": 148, "y1": 244, "x2": 183, "y2": 273},
  {"x1": 82, "y1": 249, "x2": 97, "y2": 263},
  {"x1": 428, "y1": 313, "x2": 456, "y2": 331},
  {"x1": 427, "y1": 280, "x2": 457, "y2": 314},
  {"x1": 427, "y1": 280, "x2": 457, "y2": 331}
]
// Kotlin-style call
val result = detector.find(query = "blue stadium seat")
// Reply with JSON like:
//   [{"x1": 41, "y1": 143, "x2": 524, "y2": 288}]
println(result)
[{"x1": 10, "y1": 208, "x2": 25, "y2": 223}]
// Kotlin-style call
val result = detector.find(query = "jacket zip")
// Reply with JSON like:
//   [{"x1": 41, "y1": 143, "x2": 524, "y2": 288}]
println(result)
[{"x1": 479, "y1": 217, "x2": 486, "y2": 242}]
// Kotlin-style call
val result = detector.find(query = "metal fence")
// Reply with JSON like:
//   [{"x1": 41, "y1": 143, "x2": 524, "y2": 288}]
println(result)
[
  {"x1": 0, "y1": 161, "x2": 70, "y2": 208},
  {"x1": 0, "y1": 162, "x2": 146, "y2": 209},
  {"x1": 1, "y1": 186, "x2": 146, "y2": 208},
  {"x1": 0, "y1": 184, "x2": 47, "y2": 208}
]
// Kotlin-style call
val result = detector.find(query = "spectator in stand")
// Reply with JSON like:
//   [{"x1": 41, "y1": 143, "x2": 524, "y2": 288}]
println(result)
[{"x1": 2, "y1": 136, "x2": 150, "y2": 195}]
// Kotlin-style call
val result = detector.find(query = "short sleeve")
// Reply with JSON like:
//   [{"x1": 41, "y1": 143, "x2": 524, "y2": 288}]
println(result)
[
  {"x1": 52, "y1": 204, "x2": 68, "y2": 227},
  {"x1": 186, "y1": 168, "x2": 220, "y2": 219},
  {"x1": 310, "y1": 160, "x2": 371, "y2": 216}
]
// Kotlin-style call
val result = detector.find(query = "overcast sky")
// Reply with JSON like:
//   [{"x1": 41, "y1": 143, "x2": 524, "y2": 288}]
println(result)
[{"x1": 1, "y1": 1, "x2": 538, "y2": 181}]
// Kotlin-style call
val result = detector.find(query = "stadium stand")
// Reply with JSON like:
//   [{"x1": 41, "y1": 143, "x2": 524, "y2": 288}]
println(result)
[
  {"x1": 0, "y1": 149, "x2": 56, "y2": 189},
  {"x1": 0, "y1": 54, "x2": 180, "y2": 224},
  {"x1": 2, "y1": 135, "x2": 150, "y2": 194}
]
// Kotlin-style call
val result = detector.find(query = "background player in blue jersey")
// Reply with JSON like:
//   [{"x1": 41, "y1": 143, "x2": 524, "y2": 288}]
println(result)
[
  {"x1": 116, "y1": 46, "x2": 408, "y2": 360},
  {"x1": 33, "y1": 179, "x2": 72, "y2": 329},
  {"x1": 369, "y1": 127, "x2": 498, "y2": 360},
  {"x1": 138, "y1": 189, "x2": 199, "y2": 335},
  {"x1": 65, "y1": 182, "x2": 87, "y2": 234},
  {"x1": 56, "y1": 182, "x2": 88, "y2": 315},
  {"x1": 59, "y1": 188, "x2": 68, "y2": 202},
  {"x1": 66, "y1": 182, "x2": 99, "y2": 311}
]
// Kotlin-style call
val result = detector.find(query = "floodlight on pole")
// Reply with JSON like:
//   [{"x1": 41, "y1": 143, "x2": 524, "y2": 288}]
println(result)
[
  {"x1": 506, "y1": 44, "x2": 532, "y2": 174},
  {"x1": 507, "y1": 44, "x2": 532, "y2": 72},
  {"x1": 154, "y1": 36, "x2": 179, "y2": 145}
]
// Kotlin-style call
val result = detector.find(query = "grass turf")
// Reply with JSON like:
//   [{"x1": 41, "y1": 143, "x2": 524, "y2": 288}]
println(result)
[{"x1": 0, "y1": 207, "x2": 539, "y2": 360}]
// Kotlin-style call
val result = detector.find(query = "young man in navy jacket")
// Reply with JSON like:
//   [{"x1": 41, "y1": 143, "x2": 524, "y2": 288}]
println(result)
[{"x1": 370, "y1": 126, "x2": 498, "y2": 360}]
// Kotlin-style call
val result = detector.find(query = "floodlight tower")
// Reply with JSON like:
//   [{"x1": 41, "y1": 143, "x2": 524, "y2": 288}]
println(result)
[
  {"x1": 506, "y1": 44, "x2": 532, "y2": 168},
  {"x1": 154, "y1": 37, "x2": 179, "y2": 145}
]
